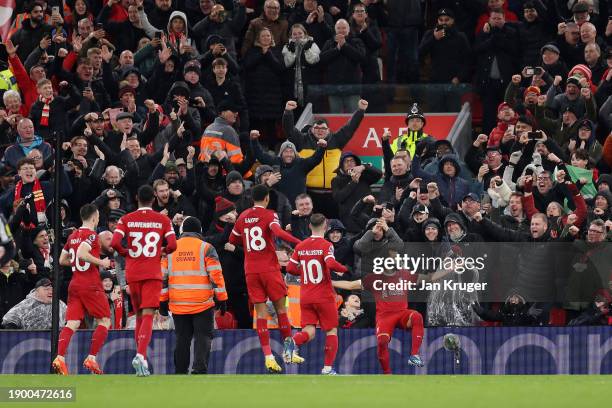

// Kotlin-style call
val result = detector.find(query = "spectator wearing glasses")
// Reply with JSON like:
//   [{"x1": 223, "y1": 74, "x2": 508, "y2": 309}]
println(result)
[
  {"x1": 242, "y1": 0, "x2": 288, "y2": 56},
  {"x1": 2, "y1": 118, "x2": 53, "y2": 170}
]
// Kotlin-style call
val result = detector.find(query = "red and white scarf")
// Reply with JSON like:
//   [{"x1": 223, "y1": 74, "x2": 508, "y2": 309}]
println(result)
[
  {"x1": 38, "y1": 95, "x2": 53, "y2": 126},
  {"x1": 14, "y1": 178, "x2": 47, "y2": 228}
]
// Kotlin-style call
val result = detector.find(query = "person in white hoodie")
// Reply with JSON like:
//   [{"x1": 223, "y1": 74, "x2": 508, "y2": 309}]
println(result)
[{"x1": 139, "y1": 9, "x2": 198, "y2": 58}]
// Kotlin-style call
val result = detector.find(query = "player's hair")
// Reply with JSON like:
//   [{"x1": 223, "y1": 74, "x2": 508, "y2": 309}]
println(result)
[
  {"x1": 137, "y1": 185, "x2": 155, "y2": 205},
  {"x1": 80, "y1": 203, "x2": 99, "y2": 221},
  {"x1": 309, "y1": 213, "x2": 326, "y2": 228},
  {"x1": 252, "y1": 184, "x2": 269, "y2": 202}
]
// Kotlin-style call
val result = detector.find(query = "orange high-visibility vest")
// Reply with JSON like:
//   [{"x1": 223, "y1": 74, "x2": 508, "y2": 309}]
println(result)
[
  {"x1": 287, "y1": 284, "x2": 301, "y2": 328},
  {"x1": 161, "y1": 236, "x2": 227, "y2": 315}
]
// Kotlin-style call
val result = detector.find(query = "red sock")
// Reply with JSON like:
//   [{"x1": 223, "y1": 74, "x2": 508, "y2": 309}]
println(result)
[
  {"x1": 277, "y1": 312, "x2": 292, "y2": 340},
  {"x1": 137, "y1": 314, "x2": 153, "y2": 358},
  {"x1": 89, "y1": 325, "x2": 109, "y2": 356},
  {"x1": 324, "y1": 334, "x2": 338, "y2": 367},
  {"x1": 377, "y1": 335, "x2": 391, "y2": 374},
  {"x1": 57, "y1": 327, "x2": 74, "y2": 357},
  {"x1": 256, "y1": 318, "x2": 272, "y2": 356},
  {"x1": 135, "y1": 316, "x2": 142, "y2": 346},
  {"x1": 409, "y1": 312, "x2": 424, "y2": 355},
  {"x1": 293, "y1": 331, "x2": 310, "y2": 346}
]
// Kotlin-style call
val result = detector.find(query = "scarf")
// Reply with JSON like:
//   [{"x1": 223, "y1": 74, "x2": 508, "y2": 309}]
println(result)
[
  {"x1": 293, "y1": 41, "x2": 305, "y2": 106},
  {"x1": 14, "y1": 178, "x2": 47, "y2": 228},
  {"x1": 38, "y1": 95, "x2": 53, "y2": 126}
]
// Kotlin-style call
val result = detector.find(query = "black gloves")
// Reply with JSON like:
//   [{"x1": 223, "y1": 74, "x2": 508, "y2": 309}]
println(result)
[
  {"x1": 288, "y1": 42, "x2": 296, "y2": 53},
  {"x1": 216, "y1": 299, "x2": 227, "y2": 315},
  {"x1": 414, "y1": 140, "x2": 428, "y2": 157}
]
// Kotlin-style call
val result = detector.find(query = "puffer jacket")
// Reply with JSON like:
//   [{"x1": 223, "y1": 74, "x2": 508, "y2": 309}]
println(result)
[
  {"x1": 283, "y1": 109, "x2": 364, "y2": 189},
  {"x1": 1, "y1": 290, "x2": 66, "y2": 329}
]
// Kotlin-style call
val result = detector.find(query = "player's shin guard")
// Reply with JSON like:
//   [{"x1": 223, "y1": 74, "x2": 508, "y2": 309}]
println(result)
[
  {"x1": 293, "y1": 331, "x2": 310, "y2": 346},
  {"x1": 324, "y1": 334, "x2": 338, "y2": 367},
  {"x1": 256, "y1": 318, "x2": 272, "y2": 356},
  {"x1": 277, "y1": 312, "x2": 292, "y2": 340},
  {"x1": 137, "y1": 314, "x2": 153, "y2": 358},
  {"x1": 89, "y1": 325, "x2": 109, "y2": 356},
  {"x1": 377, "y1": 335, "x2": 391, "y2": 375},
  {"x1": 410, "y1": 312, "x2": 424, "y2": 355},
  {"x1": 58, "y1": 327, "x2": 75, "y2": 357}
]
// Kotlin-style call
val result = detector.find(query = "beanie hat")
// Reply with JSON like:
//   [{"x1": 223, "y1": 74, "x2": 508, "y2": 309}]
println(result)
[
  {"x1": 108, "y1": 208, "x2": 126, "y2": 222},
  {"x1": 569, "y1": 64, "x2": 592, "y2": 81},
  {"x1": 225, "y1": 170, "x2": 243, "y2": 187},
  {"x1": 524, "y1": 86, "x2": 540, "y2": 97},
  {"x1": 215, "y1": 196, "x2": 235, "y2": 218},
  {"x1": 278, "y1": 140, "x2": 297, "y2": 157},
  {"x1": 184, "y1": 60, "x2": 202, "y2": 77},
  {"x1": 566, "y1": 76, "x2": 581, "y2": 88},
  {"x1": 255, "y1": 164, "x2": 274, "y2": 182},
  {"x1": 100, "y1": 271, "x2": 114, "y2": 281},
  {"x1": 541, "y1": 43, "x2": 560, "y2": 55},
  {"x1": 180, "y1": 216, "x2": 202, "y2": 235},
  {"x1": 118, "y1": 85, "x2": 135, "y2": 99},
  {"x1": 497, "y1": 102, "x2": 512, "y2": 113}
]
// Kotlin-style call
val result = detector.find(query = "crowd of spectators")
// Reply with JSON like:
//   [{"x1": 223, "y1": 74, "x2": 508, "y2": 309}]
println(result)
[{"x1": 0, "y1": 0, "x2": 611, "y2": 330}]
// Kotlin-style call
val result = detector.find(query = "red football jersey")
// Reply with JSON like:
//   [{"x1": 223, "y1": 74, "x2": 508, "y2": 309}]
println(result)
[
  {"x1": 231, "y1": 206, "x2": 282, "y2": 275},
  {"x1": 289, "y1": 237, "x2": 336, "y2": 304},
  {"x1": 62, "y1": 227, "x2": 103, "y2": 290},
  {"x1": 113, "y1": 208, "x2": 175, "y2": 282},
  {"x1": 363, "y1": 270, "x2": 413, "y2": 313}
]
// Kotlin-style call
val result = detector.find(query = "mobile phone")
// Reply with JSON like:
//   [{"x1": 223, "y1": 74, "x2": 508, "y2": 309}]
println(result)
[
  {"x1": 373, "y1": 207, "x2": 383, "y2": 217},
  {"x1": 528, "y1": 131, "x2": 541, "y2": 140},
  {"x1": 385, "y1": 202, "x2": 394, "y2": 211},
  {"x1": 96, "y1": 23, "x2": 104, "y2": 30},
  {"x1": 435, "y1": 24, "x2": 444, "y2": 31},
  {"x1": 272, "y1": 165, "x2": 281, "y2": 173},
  {"x1": 507, "y1": 124, "x2": 515, "y2": 134},
  {"x1": 52, "y1": 6, "x2": 60, "y2": 14},
  {"x1": 525, "y1": 67, "x2": 534, "y2": 76},
  {"x1": 525, "y1": 168, "x2": 534, "y2": 176},
  {"x1": 154, "y1": 31, "x2": 162, "y2": 39}
]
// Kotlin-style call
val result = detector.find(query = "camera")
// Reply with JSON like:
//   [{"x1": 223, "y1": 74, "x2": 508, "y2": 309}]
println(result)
[{"x1": 528, "y1": 131, "x2": 541, "y2": 140}]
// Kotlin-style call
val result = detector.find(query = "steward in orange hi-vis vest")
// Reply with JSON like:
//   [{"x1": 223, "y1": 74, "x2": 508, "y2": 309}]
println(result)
[
  {"x1": 161, "y1": 225, "x2": 228, "y2": 315},
  {"x1": 160, "y1": 217, "x2": 228, "y2": 374}
]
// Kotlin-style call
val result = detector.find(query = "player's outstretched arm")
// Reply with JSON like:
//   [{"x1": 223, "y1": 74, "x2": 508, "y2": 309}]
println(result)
[
  {"x1": 164, "y1": 234, "x2": 177, "y2": 254},
  {"x1": 331, "y1": 280, "x2": 361, "y2": 290},
  {"x1": 270, "y1": 222, "x2": 301, "y2": 245},
  {"x1": 228, "y1": 229, "x2": 242, "y2": 246},
  {"x1": 286, "y1": 257, "x2": 300, "y2": 275},
  {"x1": 325, "y1": 256, "x2": 348, "y2": 274},
  {"x1": 110, "y1": 231, "x2": 128, "y2": 257}
]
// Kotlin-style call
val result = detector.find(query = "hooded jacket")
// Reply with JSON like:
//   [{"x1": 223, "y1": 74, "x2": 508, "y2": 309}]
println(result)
[
  {"x1": 200, "y1": 116, "x2": 243, "y2": 164},
  {"x1": 412, "y1": 153, "x2": 471, "y2": 208},
  {"x1": 331, "y1": 152, "x2": 383, "y2": 233},
  {"x1": 3, "y1": 136, "x2": 53, "y2": 169}
]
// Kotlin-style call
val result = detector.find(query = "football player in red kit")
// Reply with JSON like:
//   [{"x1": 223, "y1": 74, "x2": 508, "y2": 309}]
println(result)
[
  {"x1": 333, "y1": 252, "x2": 425, "y2": 374},
  {"x1": 54, "y1": 204, "x2": 113, "y2": 375},
  {"x1": 286, "y1": 214, "x2": 347, "y2": 375},
  {"x1": 229, "y1": 184, "x2": 301, "y2": 373},
  {"x1": 111, "y1": 185, "x2": 177, "y2": 376}
]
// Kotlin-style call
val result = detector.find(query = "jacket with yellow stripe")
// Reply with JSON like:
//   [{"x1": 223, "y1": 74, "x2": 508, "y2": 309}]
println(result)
[
  {"x1": 160, "y1": 233, "x2": 227, "y2": 315},
  {"x1": 282, "y1": 108, "x2": 365, "y2": 190},
  {"x1": 390, "y1": 130, "x2": 431, "y2": 158}
]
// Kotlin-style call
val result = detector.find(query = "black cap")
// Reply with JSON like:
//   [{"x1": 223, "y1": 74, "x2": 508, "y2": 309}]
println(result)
[
  {"x1": 35, "y1": 278, "x2": 52, "y2": 289},
  {"x1": 116, "y1": 111, "x2": 133, "y2": 121},
  {"x1": 523, "y1": 1, "x2": 536, "y2": 9},
  {"x1": 411, "y1": 204, "x2": 429, "y2": 215},
  {"x1": 578, "y1": 119, "x2": 593, "y2": 131},
  {"x1": 462, "y1": 192, "x2": 479, "y2": 202},
  {"x1": 180, "y1": 216, "x2": 202, "y2": 235},
  {"x1": 218, "y1": 99, "x2": 239, "y2": 113},
  {"x1": 437, "y1": 8, "x2": 454, "y2": 18}
]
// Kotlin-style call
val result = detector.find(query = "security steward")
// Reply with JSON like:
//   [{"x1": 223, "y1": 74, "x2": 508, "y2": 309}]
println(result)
[{"x1": 160, "y1": 217, "x2": 227, "y2": 374}]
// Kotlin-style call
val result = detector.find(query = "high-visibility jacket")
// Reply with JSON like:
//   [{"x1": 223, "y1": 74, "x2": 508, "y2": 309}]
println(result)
[
  {"x1": 161, "y1": 235, "x2": 227, "y2": 315},
  {"x1": 199, "y1": 117, "x2": 243, "y2": 164},
  {"x1": 0, "y1": 69, "x2": 19, "y2": 93},
  {"x1": 390, "y1": 130, "x2": 429, "y2": 158}
]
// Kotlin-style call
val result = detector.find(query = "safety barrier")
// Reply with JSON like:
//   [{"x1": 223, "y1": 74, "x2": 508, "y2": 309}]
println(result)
[{"x1": 1, "y1": 327, "x2": 611, "y2": 374}]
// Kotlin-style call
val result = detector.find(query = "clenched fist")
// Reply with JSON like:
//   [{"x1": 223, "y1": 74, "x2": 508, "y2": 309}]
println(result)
[{"x1": 285, "y1": 100, "x2": 298, "y2": 111}]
